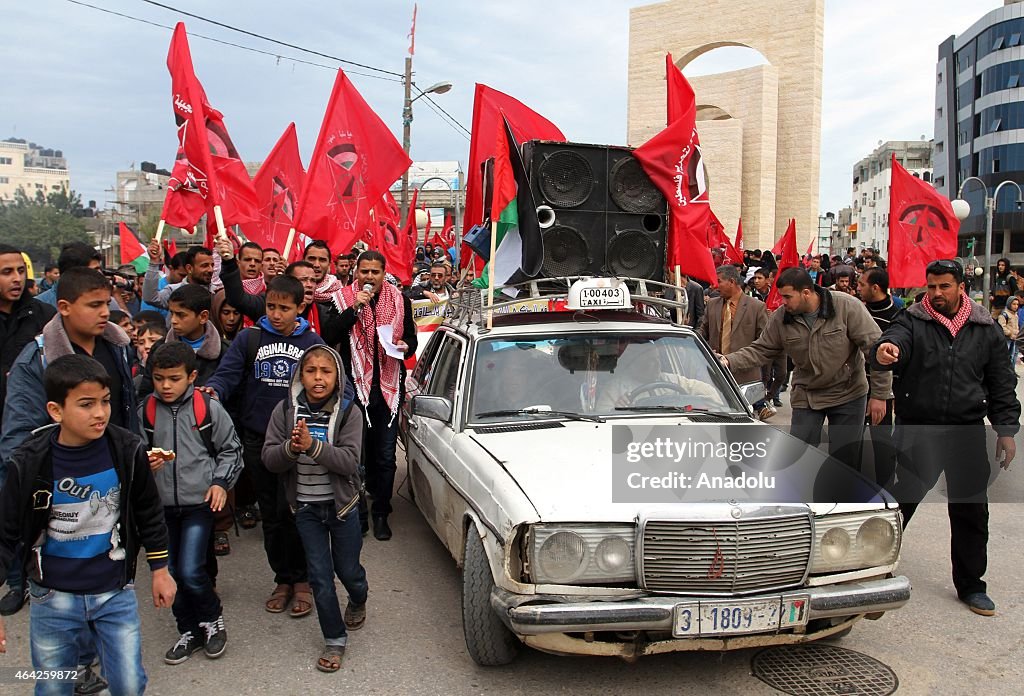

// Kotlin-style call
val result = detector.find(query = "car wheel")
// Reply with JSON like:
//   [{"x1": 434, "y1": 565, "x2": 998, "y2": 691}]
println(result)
[{"x1": 461, "y1": 525, "x2": 520, "y2": 666}]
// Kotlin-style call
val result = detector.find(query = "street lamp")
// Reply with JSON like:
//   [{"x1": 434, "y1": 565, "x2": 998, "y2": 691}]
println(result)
[
  {"x1": 400, "y1": 76, "x2": 454, "y2": 222},
  {"x1": 416, "y1": 175, "x2": 461, "y2": 248},
  {"x1": 953, "y1": 177, "x2": 1024, "y2": 309}
]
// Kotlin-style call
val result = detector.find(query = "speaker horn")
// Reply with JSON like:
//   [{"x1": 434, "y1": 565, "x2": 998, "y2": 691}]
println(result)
[{"x1": 537, "y1": 205, "x2": 556, "y2": 229}]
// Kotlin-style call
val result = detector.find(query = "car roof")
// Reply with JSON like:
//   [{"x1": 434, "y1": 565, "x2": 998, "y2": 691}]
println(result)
[{"x1": 444, "y1": 311, "x2": 698, "y2": 341}]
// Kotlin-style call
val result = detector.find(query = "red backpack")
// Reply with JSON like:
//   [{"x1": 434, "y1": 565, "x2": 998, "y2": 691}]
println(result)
[{"x1": 142, "y1": 388, "x2": 217, "y2": 459}]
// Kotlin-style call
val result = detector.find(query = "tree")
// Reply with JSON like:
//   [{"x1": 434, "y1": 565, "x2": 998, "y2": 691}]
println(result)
[{"x1": 0, "y1": 186, "x2": 90, "y2": 266}]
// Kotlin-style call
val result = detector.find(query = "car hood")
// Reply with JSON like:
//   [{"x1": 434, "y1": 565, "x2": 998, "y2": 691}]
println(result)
[{"x1": 467, "y1": 418, "x2": 893, "y2": 522}]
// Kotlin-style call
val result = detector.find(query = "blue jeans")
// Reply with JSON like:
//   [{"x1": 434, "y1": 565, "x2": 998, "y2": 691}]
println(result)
[
  {"x1": 28, "y1": 581, "x2": 146, "y2": 696},
  {"x1": 294, "y1": 502, "x2": 368, "y2": 646},
  {"x1": 165, "y1": 504, "x2": 222, "y2": 634}
]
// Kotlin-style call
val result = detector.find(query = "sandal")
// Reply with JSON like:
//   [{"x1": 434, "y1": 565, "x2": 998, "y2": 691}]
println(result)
[
  {"x1": 265, "y1": 584, "x2": 293, "y2": 613},
  {"x1": 213, "y1": 532, "x2": 231, "y2": 556},
  {"x1": 316, "y1": 645, "x2": 345, "y2": 673},
  {"x1": 238, "y1": 507, "x2": 258, "y2": 530},
  {"x1": 290, "y1": 582, "x2": 314, "y2": 618}
]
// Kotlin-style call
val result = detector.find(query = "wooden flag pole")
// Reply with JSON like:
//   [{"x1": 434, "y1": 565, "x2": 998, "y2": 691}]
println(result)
[
  {"x1": 674, "y1": 265, "x2": 683, "y2": 325},
  {"x1": 155, "y1": 220, "x2": 166, "y2": 243},
  {"x1": 283, "y1": 228, "x2": 297, "y2": 264},
  {"x1": 486, "y1": 218, "x2": 498, "y2": 330},
  {"x1": 213, "y1": 205, "x2": 229, "y2": 241}
]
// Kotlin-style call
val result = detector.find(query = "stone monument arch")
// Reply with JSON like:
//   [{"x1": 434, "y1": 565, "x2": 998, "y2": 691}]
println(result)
[{"x1": 628, "y1": 0, "x2": 825, "y2": 251}]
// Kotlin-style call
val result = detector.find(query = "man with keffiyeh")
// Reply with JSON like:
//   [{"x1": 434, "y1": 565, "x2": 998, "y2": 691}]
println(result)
[
  {"x1": 874, "y1": 259, "x2": 1020, "y2": 618},
  {"x1": 335, "y1": 251, "x2": 417, "y2": 541}
]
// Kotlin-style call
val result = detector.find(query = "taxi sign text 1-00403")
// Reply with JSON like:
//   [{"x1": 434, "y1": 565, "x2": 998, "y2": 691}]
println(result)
[
  {"x1": 578, "y1": 286, "x2": 627, "y2": 309},
  {"x1": 672, "y1": 596, "x2": 809, "y2": 637}
]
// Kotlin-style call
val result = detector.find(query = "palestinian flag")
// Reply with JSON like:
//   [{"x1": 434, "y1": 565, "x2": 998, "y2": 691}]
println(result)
[
  {"x1": 472, "y1": 116, "x2": 543, "y2": 295},
  {"x1": 119, "y1": 222, "x2": 149, "y2": 273}
]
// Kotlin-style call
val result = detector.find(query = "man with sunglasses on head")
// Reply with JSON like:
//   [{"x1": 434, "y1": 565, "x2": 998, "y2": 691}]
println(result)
[
  {"x1": 874, "y1": 259, "x2": 1019, "y2": 617},
  {"x1": 405, "y1": 261, "x2": 454, "y2": 304}
]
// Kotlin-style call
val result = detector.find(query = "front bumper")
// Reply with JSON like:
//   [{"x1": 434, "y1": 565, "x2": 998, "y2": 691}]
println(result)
[{"x1": 493, "y1": 575, "x2": 911, "y2": 636}]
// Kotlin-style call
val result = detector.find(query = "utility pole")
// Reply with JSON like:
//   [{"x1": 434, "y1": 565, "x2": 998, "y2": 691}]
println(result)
[{"x1": 399, "y1": 56, "x2": 413, "y2": 224}]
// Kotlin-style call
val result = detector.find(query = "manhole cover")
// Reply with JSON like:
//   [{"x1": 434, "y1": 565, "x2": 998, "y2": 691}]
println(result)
[{"x1": 752, "y1": 644, "x2": 898, "y2": 696}]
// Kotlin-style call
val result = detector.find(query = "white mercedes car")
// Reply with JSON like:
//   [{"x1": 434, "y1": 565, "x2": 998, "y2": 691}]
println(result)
[{"x1": 400, "y1": 278, "x2": 910, "y2": 665}]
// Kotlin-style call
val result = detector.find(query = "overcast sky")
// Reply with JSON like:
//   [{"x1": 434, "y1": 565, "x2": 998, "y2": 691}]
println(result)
[{"x1": 0, "y1": 0, "x2": 999, "y2": 225}]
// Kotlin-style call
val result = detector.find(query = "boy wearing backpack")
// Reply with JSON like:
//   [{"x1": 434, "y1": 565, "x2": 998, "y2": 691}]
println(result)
[
  {"x1": 263, "y1": 344, "x2": 366, "y2": 673},
  {"x1": 142, "y1": 342, "x2": 243, "y2": 664},
  {"x1": 205, "y1": 275, "x2": 323, "y2": 618}
]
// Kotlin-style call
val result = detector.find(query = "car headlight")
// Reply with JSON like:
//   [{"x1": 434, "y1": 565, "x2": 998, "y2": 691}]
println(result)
[
  {"x1": 811, "y1": 512, "x2": 901, "y2": 573},
  {"x1": 529, "y1": 524, "x2": 635, "y2": 585}
]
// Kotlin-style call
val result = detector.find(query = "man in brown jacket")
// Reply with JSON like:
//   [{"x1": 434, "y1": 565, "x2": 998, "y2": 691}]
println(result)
[
  {"x1": 721, "y1": 268, "x2": 890, "y2": 470},
  {"x1": 698, "y1": 265, "x2": 772, "y2": 418}
]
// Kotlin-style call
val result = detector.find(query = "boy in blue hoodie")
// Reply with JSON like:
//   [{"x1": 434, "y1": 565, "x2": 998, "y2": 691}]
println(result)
[
  {"x1": 205, "y1": 275, "x2": 323, "y2": 618},
  {"x1": 141, "y1": 342, "x2": 243, "y2": 665}
]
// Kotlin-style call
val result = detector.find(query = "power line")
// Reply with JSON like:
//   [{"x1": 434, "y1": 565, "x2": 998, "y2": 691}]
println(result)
[
  {"x1": 138, "y1": 0, "x2": 404, "y2": 78},
  {"x1": 64, "y1": 0, "x2": 401, "y2": 82},
  {"x1": 419, "y1": 97, "x2": 471, "y2": 142},
  {"x1": 421, "y1": 92, "x2": 472, "y2": 137}
]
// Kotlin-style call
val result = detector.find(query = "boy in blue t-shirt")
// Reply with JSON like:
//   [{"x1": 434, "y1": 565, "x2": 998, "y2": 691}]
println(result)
[{"x1": 0, "y1": 354, "x2": 174, "y2": 693}]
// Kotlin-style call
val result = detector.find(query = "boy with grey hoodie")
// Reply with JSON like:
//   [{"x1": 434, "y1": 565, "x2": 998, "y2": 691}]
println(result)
[
  {"x1": 140, "y1": 342, "x2": 243, "y2": 665},
  {"x1": 262, "y1": 344, "x2": 366, "y2": 673}
]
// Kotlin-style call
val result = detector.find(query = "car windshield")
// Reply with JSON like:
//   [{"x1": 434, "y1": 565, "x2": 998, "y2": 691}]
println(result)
[{"x1": 468, "y1": 333, "x2": 743, "y2": 421}]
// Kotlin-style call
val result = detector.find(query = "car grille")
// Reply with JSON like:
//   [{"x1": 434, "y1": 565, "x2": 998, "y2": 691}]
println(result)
[{"x1": 641, "y1": 515, "x2": 812, "y2": 595}]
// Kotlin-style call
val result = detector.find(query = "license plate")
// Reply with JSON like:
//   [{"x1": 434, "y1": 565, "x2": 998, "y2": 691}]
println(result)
[
  {"x1": 579, "y1": 286, "x2": 626, "y2": 309},
  {"x1": 672, "y1": 596, "x2": 809, "y2": 637}
]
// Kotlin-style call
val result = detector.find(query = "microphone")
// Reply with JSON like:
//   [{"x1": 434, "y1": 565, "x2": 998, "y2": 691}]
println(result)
[{"x1": 357, "y1": 282, "x2": 373, "y2": 315}]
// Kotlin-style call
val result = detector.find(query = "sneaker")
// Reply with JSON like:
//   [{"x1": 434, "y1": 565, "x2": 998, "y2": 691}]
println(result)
[
  {"x1": 74, "y1": 664, "x2": 108, "y2": 695},
  {"x1": 0, "y1": 585, "x2": 27, "y2": 616},
  {"x1": 164, "y1": 631, "x2": 203, "y2": 665},
  {"x1": 962, "y1": 592, "x2": 996, "y2": 616},
  {"x1": 344, "y1": 602, "x2": 366, "y2": 631},
  {"x1": 200, "y1": 616, "x2": 228, "y2": 658},
  {"x1": 772, "y1": 396, "x2": 783, "y2": 407},
  {"x1": 757, "y1": 405, "x2": 776, "y2": 421}
]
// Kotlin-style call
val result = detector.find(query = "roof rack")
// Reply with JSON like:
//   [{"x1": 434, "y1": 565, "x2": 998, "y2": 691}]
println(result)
[{"x1": 446, "y1": 276, "x2": 690, "y2": 329}]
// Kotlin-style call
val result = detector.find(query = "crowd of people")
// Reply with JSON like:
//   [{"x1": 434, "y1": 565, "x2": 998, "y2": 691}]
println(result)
[{"x1": 0, "y1": 234, "x2": 1019, "y2": 693}]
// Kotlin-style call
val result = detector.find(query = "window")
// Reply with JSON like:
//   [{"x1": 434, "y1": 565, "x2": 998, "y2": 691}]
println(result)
[
  {"x1": 1013, "y1": 33, "x2": 1022, "y2": 48},
  {"x1": 1009, "y1": 74, "x2": 1020, "y2": 89},
  {"x1": 936, "y1": 142, "x2": 945, "y2": 154},
  {"x1": 51, "y1": 185, "x2": 60, "y2": 190},
  {"x1": 938, "y1": 71, "x2": 944, "y2": 84},
  {"x1": 34, "y1": 183, "x2": 43, "y2": 189},
  {"x1": 935, "y1": 176, "x2": 946, "y2": 188},
  {"x1": 0, "y1": 157, "x2": 12, "y2": 165},
  {"x1": 994, "y1": 36, "x2": 1005, "y2": 51},
  {"x1": 937, "y1": 106, "x2": 943, "y2": 118},
  {"x1": 990, "y1": 117, "x2": 1003, "y2": 133},
  {"x1": 410, "y1": 331, "x2": 447, "y2": 392},
  {"x1": 425, "y1": 336, "x2": 463, "y2": 407},
  {"x1": 993, "y1": 158, "x2": 1001, "y2": 173},
  {"x1": 0, "y1": 177, "x2": 7, "y2": 184}
]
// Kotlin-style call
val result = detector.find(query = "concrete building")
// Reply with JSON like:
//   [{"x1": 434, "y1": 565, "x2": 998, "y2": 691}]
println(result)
[
  {"x1": 389, "y1": 161, "x2": 464, "y2": 240},
  {"x1": 935, "y1": 0, "x2": 1024, "y2": 267},
  {"x1": 850, "y1": 140, "x2": 934, "y2": 259},
  {"x1": 628, "y1": 0, "x2": 825, "y2": 253},
  {"x1": 0, "y1": 138, "x2": 70, "y2": 202}
]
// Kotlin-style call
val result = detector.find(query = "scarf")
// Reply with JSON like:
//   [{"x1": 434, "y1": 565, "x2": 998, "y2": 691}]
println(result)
[
  {"x1": 312, "y1": 274, "x2": 344, "y2": 303},
  {"x1": 922, "y1": 292, "x2": 972, "y2": 339},
  {"x1": 239, "y1": 276, "x2": 267, "y2": 328},
  {"x1": 336, "y1": 282, "x2": 405, "y2": 426}
]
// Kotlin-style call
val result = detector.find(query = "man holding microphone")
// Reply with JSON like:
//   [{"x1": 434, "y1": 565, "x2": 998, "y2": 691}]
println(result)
[{"x1": 336, "y1": 251, "x2": 417, "y2": 540}]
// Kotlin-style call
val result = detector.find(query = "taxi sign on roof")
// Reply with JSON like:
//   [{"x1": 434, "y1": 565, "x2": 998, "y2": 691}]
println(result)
[{"x1": 566, "y1": 277, "x2": 631, "y2": 311}]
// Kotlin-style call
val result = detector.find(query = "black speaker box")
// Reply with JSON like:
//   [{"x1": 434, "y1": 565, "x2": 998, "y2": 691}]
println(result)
[{"x1": 524, "y1": 140, "x2": 667, "y2": 281}]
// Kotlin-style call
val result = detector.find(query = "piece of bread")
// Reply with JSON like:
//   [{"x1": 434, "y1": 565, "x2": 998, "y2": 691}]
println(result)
[{"x1": 148, "y1": 448, "x2": 176, "y2": 462}]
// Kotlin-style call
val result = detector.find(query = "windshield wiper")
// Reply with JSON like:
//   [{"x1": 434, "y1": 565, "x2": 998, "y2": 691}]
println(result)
[
  {"x1": 476, "y1": 408, "x2": 606, "y2": 423},
  {"x1": 613, "y1": 406, "x2": 745, "y2": 420}
]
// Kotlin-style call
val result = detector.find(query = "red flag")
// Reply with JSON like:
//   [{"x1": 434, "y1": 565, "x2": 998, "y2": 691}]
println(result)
[
  {"x1": 634, "y1": 54, "x2": 716, "y2": 285},
  {"x1": 708, "y1": 210, "x2": 741, "y2": 266},
  {"x1": 422, "y1": 205, "x2": 432, "y2": 242},
  {"x1": 408, "y1": 4, "x2": 417, "y2": 56},
  {"x1": 734, "y1": 218, "x2": 743, "y2": 253},
  {"x1": 463, "y1": 84, "x2": 565, "y2": 268},
  {"x1": 435, "y1": 214, "x2": 454, "y2": 248},
  {"x1": 804, "y1": 238, "x2": 815, "y2": 261},
  {"x1": 162, "y1": 238, "x2": 178, "y2": 263},
  {"x1": 295, "y1": 69, "x2": 412, "y2": 255},
  {"x1": 241, "y1": 123, "x2": 307, "y2": 254},
  {"x1": 766, "y1": 219, "x2": 799, "y2": 310},
  {"x1": 369, "y1": 188, "x2": 416, "y2": 287},
  {"x1": 887, "y1": 153, "x2": 959, "y2": 288},
  {"x1": 161, "y1": 145, "x2": 208, "y2": 229},
  {"x1": 666, "y1": 53, "x2": 691, "y2": 126}
]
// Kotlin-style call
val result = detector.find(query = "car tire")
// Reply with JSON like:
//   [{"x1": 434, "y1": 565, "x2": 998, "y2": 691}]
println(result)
[{"x1": 461, "y1": 525, "x2": 520, "y2": 666}]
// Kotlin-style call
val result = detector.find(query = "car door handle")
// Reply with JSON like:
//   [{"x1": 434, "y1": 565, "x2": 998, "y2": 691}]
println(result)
[{"x1": 409, "y1": 420, "x2": 419, "y2": 430}]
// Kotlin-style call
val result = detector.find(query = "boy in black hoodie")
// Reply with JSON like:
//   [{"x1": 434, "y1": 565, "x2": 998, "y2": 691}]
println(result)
[
  {"x1": 205, "y1": 275, "x2": 324, "y2": 618},
  {"x1": 0, "y1": 355, "x2": 174, "y2": 692}
]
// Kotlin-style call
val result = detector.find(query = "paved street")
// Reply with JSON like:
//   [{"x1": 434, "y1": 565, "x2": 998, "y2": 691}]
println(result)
[{"x1": 2, "y1": 386, "x2": 1022, "y2": 695}]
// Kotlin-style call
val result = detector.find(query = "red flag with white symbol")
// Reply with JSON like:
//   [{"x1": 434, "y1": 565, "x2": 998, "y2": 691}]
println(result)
[{"x1": 888, "y1": 153, "x2": 959, "y2": 288}]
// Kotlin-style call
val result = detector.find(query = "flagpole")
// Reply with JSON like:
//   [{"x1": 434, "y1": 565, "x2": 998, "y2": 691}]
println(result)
[
  {"x1": 674, "y1": 265, "x2": 683, "y2": 325},
  {"x1": 486, "y1": 218, "x2": 498, "y2": 330},
  {"x1": 213, "y1": 205, "x2": 228, "y2": 241},
  {"x1": 284, "y1": 228, "x2": 297, "y2": 264},
  {"x1": 155, "y1": 220, "x2": 166, "y2": 244}
]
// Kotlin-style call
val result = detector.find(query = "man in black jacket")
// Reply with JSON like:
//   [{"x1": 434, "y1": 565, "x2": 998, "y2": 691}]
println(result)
[
  {"x1": 858, "y1": 268, "x2": 901, "y2": 489},
  {"x1": 0, "y1": 244, "x2": 56, "y2": 425},
  {"x1": 874, "y1": 259, "x2": 1019, "y2": 617}
]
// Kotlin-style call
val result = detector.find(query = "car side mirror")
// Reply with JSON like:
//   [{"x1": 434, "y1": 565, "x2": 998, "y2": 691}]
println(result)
[
  {"x1": 738, "y1": 382, "x2": 766, "y2": 408},
  {"x1": 412, "y1": 395, "x2": 452, "y2": 422}
]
